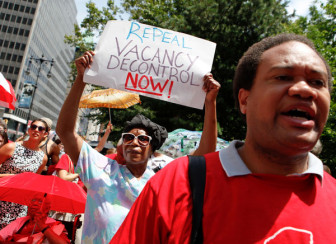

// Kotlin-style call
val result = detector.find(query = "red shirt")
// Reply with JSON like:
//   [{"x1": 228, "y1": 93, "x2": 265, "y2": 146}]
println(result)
[
  {"x1": 111, "y1": 152, "x2": 336, "y2": 243},
  {"x1": 55, "y1": 154, "x2": 85, "y2": 189}
]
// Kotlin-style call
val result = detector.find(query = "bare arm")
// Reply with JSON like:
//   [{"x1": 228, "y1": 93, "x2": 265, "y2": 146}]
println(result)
[
  {"x1": 57, "y1": 169, "x2": 79, "y2": 182},
  {"x1": 36, "y1": 154, "x2": 48, "y2": 174},
  {"x1": 50, "y1": 142, "x2": 60, "y2": 165},
  {"x1": 56, "y1": 51, "x2": 95, "y2": 165},
  {"x1": 191, "y1": 73, "x2": 220, "y2": 156},
  {"x1": 95, "y1": 121, "x2": 113, "y2": 152},
  {"x1": 0, "y1": 142, "x2": 15, "y2": 164}
]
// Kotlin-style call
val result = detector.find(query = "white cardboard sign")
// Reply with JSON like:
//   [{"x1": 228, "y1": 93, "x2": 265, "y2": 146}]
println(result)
[{"x1": 84, "y1": 20, "x2": 216, "y2": 109}]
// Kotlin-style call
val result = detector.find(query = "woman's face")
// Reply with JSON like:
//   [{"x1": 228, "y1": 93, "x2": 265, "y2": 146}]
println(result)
[
  {"x1": 122, "y1": 128, "x2": 152, "y2": 165},
  {"x1": 28, "y1": 121, "x2": 48, "y2": 141}
]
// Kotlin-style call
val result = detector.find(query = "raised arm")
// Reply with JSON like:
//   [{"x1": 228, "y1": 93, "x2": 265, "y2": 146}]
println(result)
[
  {"x1": 191, "y1": 73, "x2": 220, "y2": 156},
  {"x1": 95, "y1": 121, "x2": 113, "y2": 152},
  {"x1": 56, "y1": 51, "x2": 95, "y2": 165}
]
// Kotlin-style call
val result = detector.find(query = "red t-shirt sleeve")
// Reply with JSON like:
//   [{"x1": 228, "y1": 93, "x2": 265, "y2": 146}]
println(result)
[{"x1": 55, "y1": 154, "x2": 71, "y2": 172}]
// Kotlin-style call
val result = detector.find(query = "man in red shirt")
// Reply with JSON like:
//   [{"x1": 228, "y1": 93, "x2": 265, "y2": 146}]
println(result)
[{"x1": 111, "y1": 33, "x2": 336, "y2": 243}]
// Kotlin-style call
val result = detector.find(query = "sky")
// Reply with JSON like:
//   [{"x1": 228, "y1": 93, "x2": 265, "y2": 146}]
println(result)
[{"x1": 74, "y1": 0, "x2": 318, "y2": 25}]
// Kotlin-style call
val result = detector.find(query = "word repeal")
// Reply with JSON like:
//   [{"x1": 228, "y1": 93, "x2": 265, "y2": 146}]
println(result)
[{"x1": 126, "y1": 22, "x2": 192, "y2": 49}]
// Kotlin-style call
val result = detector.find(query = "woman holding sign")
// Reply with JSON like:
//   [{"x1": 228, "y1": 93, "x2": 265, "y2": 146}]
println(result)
[{"x1": 56, "y1": 51, "x2": 220, "y2": 243}]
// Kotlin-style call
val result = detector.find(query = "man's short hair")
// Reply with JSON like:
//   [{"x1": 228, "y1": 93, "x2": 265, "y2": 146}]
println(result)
[{"x1": 233, "y1": 33, "x2": 332, "y2": 109}]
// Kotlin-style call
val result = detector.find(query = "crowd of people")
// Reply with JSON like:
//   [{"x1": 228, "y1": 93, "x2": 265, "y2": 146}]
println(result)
[{"x1": 0, "y1": 32, "x2": 336, "y2": 244}]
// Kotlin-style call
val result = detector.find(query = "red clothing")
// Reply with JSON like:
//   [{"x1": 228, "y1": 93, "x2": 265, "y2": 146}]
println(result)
[
  {"x1": 55, "y1": 154, "x2": 84, "y2": 189},
  {"x1": 106, "y1": 153, "x2": 125, "y2": 165},
  {"x1": 111, "y1": 152, "x2": 336, "y2": 243}
]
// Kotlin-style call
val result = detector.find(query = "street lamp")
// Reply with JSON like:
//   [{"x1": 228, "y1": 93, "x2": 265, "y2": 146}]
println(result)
[{"x1": 24, "y1": 54, "x2": 54, "y2": 125}]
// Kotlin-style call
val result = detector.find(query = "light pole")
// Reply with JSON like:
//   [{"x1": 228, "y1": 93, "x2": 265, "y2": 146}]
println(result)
[{"x1": 25, "y1": 54, "x2": 54, "y2": 126}]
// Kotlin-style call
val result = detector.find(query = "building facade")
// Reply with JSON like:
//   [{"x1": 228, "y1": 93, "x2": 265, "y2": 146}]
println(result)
[{"x1": 0, "y1": 0, "x2": 77, "y2": 139}]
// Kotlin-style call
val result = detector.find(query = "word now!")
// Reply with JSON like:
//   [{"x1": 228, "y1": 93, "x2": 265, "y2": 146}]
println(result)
[{"x1": 125, "y1": 72, "x2": 174, "y2": 98}]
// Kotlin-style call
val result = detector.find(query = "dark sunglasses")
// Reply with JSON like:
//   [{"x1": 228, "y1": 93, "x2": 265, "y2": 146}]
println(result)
[
  {"x1": 30, "y1": 124, "x2": 46, "y2": 132},
  {"x1": 122, "y1": 133, "x2": 152, "y2": 147}
]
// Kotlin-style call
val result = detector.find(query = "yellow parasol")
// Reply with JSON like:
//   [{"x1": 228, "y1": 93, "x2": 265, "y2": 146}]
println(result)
[{"x1": 79, "y1": 88, "x2": 141, "y2": 120}]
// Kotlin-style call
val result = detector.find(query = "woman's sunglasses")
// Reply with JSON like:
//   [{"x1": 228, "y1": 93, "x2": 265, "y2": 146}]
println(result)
[
  {"x1": 122, "y1": 133, "x2": 152, "y2": 147},
  {"x1": 30, "y1": 124, "x2": 46, "y2": 132}
]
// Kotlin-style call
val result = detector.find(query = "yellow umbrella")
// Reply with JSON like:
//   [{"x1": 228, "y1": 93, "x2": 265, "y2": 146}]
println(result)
[{"x1": 79, "y1": 88, "x2": 141, "y2": 120}]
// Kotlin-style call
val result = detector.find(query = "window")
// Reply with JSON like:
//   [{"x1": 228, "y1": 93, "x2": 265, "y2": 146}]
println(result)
[
  {"x1": 25, "y1": 7, "x2": 30, "y2": 13},
  {"x1": 11, "y1": 54, "x2": 17, "y2": 61},
  {"x1": 15, "y1": 43, "x2": 20, "y2": 49},
  {"x1": 9, "y1": 41, "x2": 14, "y2": 48},
  {"x1": 3, "y1": 66, "x2": 8, "y2": 72},
  {"x1": 31, "y1": 7, "x2": 35, "y2": 14},
  {"x1": 24, "y1": 30, "x2": 29, "y2": 37},
  {"x1": 19, "y1": 29, "x2": 24, "y2": 35},
  {"x1": 9, "y1": 66, "x2": 14, "y2": 73},
  {"x1": 6, "y1": 54, "x2": 11, "y2": 61},
  {"x1": 18, "y1": 56, "x2": 22, "y2": 62},
  {"x1": 22, "y1": 18, "x2": 27, "y2": 24},
  {"x1": 14, "y1": 4, "x2": 19, "y2": 11},
  {"x1": 0, "y1": 39, "x2": 3, "y2": 46},
  {"x1": 8, "y1": 2, "x2": 13, "y2": 9},
  {"x1": 0, "y1": 53, "x2": 5, "y2": 59},
  {"x1": 28, "y1": 18, "x2": 32, "y2": 25},
  {"x1": 2, "y1": 26, "x2": 7, "y2": 32},
  {"x1": 20, "y1": 5, "x2": 24, "y2": 12},
  {"x1": 3, "y1": 40, "x2": 8, "y2": 47},
  {"x1": 7, "y1": 26, "x2": 13, "y2": 33},
  {"x1": 13, "y1": 27, "x2": 18, "y2": 34},
  {"x1": 11, "y1": 15, "x2": 16, "y2": 22},
  {"x1": 3, "y1": 1, "x2": 8, "y2": 8},
  {"x1": 0, "y1": 1, "x2": 3, "y2": 8},
  {"x1": 15, "y1": 68, "x2": 20, "y2": 74},
  {"x1": 0, "y1": 13, "x2": 4, "y2": 19},
  {"x1": 20, "y1": 44, "x2": 26, "y2": 51},
  {"x1": 5, "y1": 14, "x2": 10, "y2": 21},
  {"x1": 16, "y1": 16, "x2": 22, "y2": 23}
]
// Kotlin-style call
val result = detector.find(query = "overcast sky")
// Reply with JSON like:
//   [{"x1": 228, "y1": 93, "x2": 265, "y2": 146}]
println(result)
[{"x1": 74, "y1": 0, "x2": 319, "y2": 24}]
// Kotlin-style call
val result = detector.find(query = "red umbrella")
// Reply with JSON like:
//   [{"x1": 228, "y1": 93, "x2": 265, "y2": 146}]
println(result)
[
  {"x1": 0, "y1": 72, "x2": 16, "y2": 110},
  {"x1": 0, "y1": 172, "x2": 86, "y2": 214}
]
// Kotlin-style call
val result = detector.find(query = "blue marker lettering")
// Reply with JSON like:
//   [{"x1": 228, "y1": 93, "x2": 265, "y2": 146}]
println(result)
[
  {"x1": 126, "y1": 22, "x2": 143, "y2": 43},
  {"x1": 153, "y1": 28, "x2": 163, "y2": 42},
  {"x1": 162, "y1": 32, "x2": 172, "y2": 43},
  {"x1": 143, "y1": 28, "x2": 150, "y2": 39}
]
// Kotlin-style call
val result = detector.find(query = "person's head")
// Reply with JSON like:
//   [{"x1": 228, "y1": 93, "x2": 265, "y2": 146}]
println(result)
[
  {"x1": 27, "y1": 195, "x2": 51, "y2": 221},
  {"x1": 41, "y1": 117, "x2": 52, "y2": 131},
  {"x1": 235, "y1": 33, "x2": 331, "y2": 155},
  {"x1": 28, "y1": 119, "x2": 49, "y2": 142},
  {"x1": 0, "y1": 130, "x2": 8, "y2": 147},
  {"x1": 0, "y1": 119, "x2": 7, "y2": 133},
  {"x1": 233, "y1": 33, "x2": 332, "y2": 108},
  {"x1": 106, "y1": 148, "x2": 117, "y2": 154},
  {"x1": 122, "y1": 114, "x2": 167, "y2": 165}
]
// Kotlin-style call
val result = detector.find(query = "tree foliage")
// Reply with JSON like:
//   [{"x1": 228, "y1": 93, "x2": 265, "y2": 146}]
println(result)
[{"x1": 283, "y1": 0, "x2": 336, "y2": 174}]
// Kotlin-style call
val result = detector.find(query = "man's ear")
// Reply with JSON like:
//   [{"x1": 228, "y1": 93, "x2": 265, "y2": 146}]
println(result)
[{"x1": 238, "y1": 88, "x2": 250, "y2": 115}]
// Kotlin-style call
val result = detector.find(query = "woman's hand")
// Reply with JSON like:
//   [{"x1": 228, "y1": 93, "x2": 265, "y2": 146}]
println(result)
[{"x1": 75, "y1": 51, "x2": 95, "y2": 78}]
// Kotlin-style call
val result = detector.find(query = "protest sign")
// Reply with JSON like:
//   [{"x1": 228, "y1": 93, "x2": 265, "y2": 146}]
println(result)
[{"x1": 84, "y1": 20, "x2": 216, "y2": 109}]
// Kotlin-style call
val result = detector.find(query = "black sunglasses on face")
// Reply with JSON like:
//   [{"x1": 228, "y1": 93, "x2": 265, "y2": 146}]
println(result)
[
  {"x1": 30, "y1": 124, "x2": 46, "y2": 132},
  {"x1": 122, "y1": 133, "x2": 152, "y2": 147}
]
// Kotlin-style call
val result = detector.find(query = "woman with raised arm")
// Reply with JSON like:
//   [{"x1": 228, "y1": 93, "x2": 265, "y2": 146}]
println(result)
[{"x1": 56, "y1": 51, "x2": 220, "y2": 243}]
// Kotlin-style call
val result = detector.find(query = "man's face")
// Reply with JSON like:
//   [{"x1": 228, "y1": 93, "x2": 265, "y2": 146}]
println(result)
[
  {"x1": 0, "y1": 126, "x2": 5, "y2": 132},
  {"x1": 239, "y1": 41, "x2": 330, "y2": 155}
]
